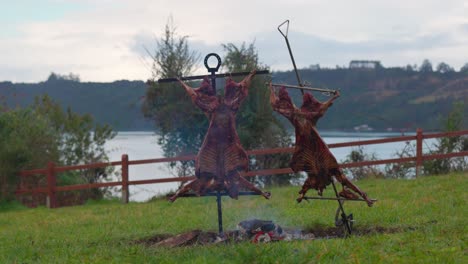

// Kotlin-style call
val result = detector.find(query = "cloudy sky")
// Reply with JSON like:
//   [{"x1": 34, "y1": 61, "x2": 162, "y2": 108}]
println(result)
[{"x1": 1, "y1": 0, "x2": 468, "y2": 82}]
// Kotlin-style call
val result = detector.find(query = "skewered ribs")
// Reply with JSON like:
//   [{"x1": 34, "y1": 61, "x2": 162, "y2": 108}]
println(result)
[
  {"x1": 169, "y1": 70, "x2": 271, "y2": 202},
  {"x1": 269, "y1": 85, "x2": 374, "y2": 206}
]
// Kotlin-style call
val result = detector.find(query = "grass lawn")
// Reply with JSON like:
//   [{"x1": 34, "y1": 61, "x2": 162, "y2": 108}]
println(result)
[{"x1": 1, "y1": 173, "x2": 466, "y2": 263}]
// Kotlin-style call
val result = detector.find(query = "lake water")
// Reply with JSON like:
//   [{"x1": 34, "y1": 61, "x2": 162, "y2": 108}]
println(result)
[{"x1": 105, "y1": 131, "x2": 436, "y2": 202}]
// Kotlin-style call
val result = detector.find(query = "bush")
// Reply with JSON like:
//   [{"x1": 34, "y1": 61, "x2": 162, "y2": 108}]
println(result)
[
  {"x1": 385, "y1": 101, "x2": 467, "y2": 178},
  {"x1": 341, "y1": 146, "x2": 383, "y2": 180},
  {"x1": 0, "y1": 95, "x2": 116, "y2": 202},
  {"x1": 384, "y1": 141, "x2": 416, "y2": 178},
  {"x1": 0, "y1": 108, "x2": 59, "y2": 200},
  {"x1": 424, "y1": 101, "x2": 468, "y2": 175}
]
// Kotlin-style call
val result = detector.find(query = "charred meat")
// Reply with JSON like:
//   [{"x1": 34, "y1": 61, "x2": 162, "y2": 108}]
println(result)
[
  {"x1": 169, "y1": 71, "x2": 270, "y2": 202},
  {"x1": 269, "y1": 85, "x2": 374, "y2": 206}
]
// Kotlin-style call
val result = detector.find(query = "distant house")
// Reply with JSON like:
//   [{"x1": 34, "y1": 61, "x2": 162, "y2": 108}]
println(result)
[
  {"x1": 308, "y1": 64, "x2": 320, "y2": 70},
  {"x1": 353, "y1": 124, "x2": 374, "y2": 132},
  {"x1": 349, "y1": 60, "x2": 382, "y2": 69}
]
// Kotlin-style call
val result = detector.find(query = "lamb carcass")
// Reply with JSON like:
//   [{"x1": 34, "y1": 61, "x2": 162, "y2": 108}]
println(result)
[
  {"x1": 269, "y1": 85, "x2": 374, "y2": 206},
  {"x1": 169, "y1": 71, "x2": 271, "y2": 202}
]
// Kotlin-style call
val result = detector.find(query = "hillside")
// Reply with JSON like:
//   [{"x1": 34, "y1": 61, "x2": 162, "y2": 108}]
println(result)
[
  {"x1": 0, "y1": 79, "x2": 153, "y2": 131},
  {"x1": 1, "y1": 68, "x2": 467, "y2": 131},
  {"x1": 272, "y1": 68, "x2": 468, "y2": 131}
]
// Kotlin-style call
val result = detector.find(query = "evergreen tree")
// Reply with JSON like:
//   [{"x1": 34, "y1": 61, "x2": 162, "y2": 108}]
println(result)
[
  {"x1": 143, "y1": 22, "x2": 295, "y2": 186},
  {"x1": 419, "y1": 59, "x2": 433, "y2": 73},
  {"x1": 460, "y1": 63, "x2": 468, "y2": 74},
  {"x1": 142, "y1": 19, "x2": 203, "y2": 177},
  {"x1": 436, "y1": 62, "x2": 454, "y2": 73},
  {"x1": 221, "y1": 42, "x2": 294, "y2": 186}
]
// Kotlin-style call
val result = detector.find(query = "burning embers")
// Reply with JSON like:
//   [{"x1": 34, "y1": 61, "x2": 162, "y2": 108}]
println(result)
[
  {"x1": 169, "y1": 70, "x2": 271, "y2": 202},
  {"x1": 135, "y1": 219, "x2": 404, "y2": 247}
]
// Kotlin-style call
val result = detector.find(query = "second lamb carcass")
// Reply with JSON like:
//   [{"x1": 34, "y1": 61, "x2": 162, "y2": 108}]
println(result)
[
  {"x1": 169, "y1": 71, "x2": 271, "y2": 202},
  {"x1": 269, "y1": 84, "x2": 374, "y2": 206}
]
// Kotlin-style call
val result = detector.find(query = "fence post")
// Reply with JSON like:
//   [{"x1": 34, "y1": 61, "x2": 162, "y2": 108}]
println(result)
[
  {"x1": 415, "y1": 128, "x2": 423, "y2": 178},
  {"x1": 46, "y1": 162, "x2": 57, "y2": 208},
  {"x1": 121, "y1": 154, "x2": 129, "y2": 203}
]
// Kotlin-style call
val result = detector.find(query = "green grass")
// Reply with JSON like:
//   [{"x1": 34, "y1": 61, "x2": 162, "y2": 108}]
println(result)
[{"x1": 1, "y1": 173, "x2": 467, "y2": 263}]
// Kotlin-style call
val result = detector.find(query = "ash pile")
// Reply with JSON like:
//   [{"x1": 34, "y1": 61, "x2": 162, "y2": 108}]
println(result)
[
  {"x1": 146, "y1": 219, "x2": 316, "y2": 248},
  {"x1": 236, "y1": 219, "x2": 314, "y2": 243}
]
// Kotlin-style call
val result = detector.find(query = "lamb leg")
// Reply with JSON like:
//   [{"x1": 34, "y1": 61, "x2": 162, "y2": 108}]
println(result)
[
  {"x1": 237, "y1": 174, "x2": 271, "y2": 199},
  {"x1": 297, "y1": 176, "x2": 326, "y2": 203},
  {"x1": 168, "y1": 179, "x2": 199, "y2": 202},
  {"x1": 297, "y1": 177, "x2": 313, "y2": 203},
  {"x1": 334, "y1": 172, "x2": 374, "y2": 207}
]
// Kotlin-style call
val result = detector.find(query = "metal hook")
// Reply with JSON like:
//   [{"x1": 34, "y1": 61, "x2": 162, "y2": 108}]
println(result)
[
  {"x1": 277, "y1": 19, "x2": 304, "y2": 94},
  {"x1": 278, "y1": 20, "x2": 289, "y2": 38},
  {"x1": 270, "y1": 83, "x2": 339, "y2": 96},
  {"x1": 204, "y1": 53, "x2": 222, "y2": 73}
]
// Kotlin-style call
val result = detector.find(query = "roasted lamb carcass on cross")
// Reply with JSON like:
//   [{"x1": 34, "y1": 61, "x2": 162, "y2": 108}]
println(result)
[
  {"x1": 169, "y1": 71, "x2": 271, "y2": 202},
  {"x1": 269, "y1": 84, "x2": 374, "y2": 206}
]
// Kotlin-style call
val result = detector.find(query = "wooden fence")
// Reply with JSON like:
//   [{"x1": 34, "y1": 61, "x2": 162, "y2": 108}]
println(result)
[{"x1": 16, "y1": 129, "x2": 468, "y2": 208}]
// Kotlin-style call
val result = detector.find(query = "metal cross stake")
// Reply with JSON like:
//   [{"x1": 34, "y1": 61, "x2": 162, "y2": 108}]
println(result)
[
  {"x1": 179, "y1": 191, "x2": 265, "y2": 237},
  {"x1": 158, "y1": 53, "x2": 269, "y2": 237},
  {"x1": 277, "y1": 20, "x2": 339, "y2": 96},
  {"x1": 158, "y1": 53, "x2": 269, "y2": 93},
  {"x1": 278, "y1": 20, "x2": 375, "y2": 236},
  {"x1": 302, "y1": 181, "x2": 378, "y2": 236}
]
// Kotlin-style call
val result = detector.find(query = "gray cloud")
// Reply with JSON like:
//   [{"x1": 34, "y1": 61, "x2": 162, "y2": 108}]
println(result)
[
  {"x1": 131, "y1": 32, "x2": 222, "y2": 60},
  {"x1": 254, "y1": 30, "x2": 463, "y2": 69},
  {"x1": 0, "y1": 66, "x2": 46, "y2": 83},
  {"x1": 130, "y1": 31, "x2": 229, "y2": 75},
  {"x1": 460, "y1": 23, "x2": 468, "y2": 34},
  {"x1": 130, "y1": 26, "x2": 464, "y2": 73},
  {"x1": 3, "y1": 0, "x2": 468, "y2": 82}
]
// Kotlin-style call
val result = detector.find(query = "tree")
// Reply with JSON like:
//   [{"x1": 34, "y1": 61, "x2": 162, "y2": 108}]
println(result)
[
  {"x1": 0, "y1": 95, "x2": 115, "y2": 202},
  {"x1": 142, "y1": 19, "x2": 202, "y2": 177},
  {"x1": 149, "y1": 19, "x2": 199, "y2": 80},
  {"x1": 46, "y1": 72, "x2": 80, "y2": 82},
  {"x1": 384, "y1": 142, "x2": 416, "y2": 179},
  {"x1": 221, "y1": 42, "x2": 287, "y2": 149},
  {"x1": 32, "y1": 95, "x2": 116, "y2": 200},
  {"x1": 405, "y1": 64, "x2": 415, "y2": 72},
  {"x1": 0, "y1": 108, "x2": 59, "y2": 201},
  {"x1": 460, "y1": 63, "x2": 468, "y2": 74},
  {"x1": 222, "y1": 42, "x2": 294, "y2": 186},
  {"x1": 419, "y1": 59, "x2": 433, "y2": 73},
  {"x1": 341, "y1": 146, "x2": 383, "y2": 180},
  {"x1": 436, "y1": 62, "x2": 454, "y2": 73},
  {"x1": 424, "y1": 101, "x2": 468, "y2": 175},
  {"x1": 143, "y1": 21, "x2": 295, "y2": 186}
]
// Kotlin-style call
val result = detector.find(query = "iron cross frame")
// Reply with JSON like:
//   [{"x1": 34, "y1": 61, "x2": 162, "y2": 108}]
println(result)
[
  {"x1": 302, "y1": 181, "x2": 378, "y2": 236},
  {"x1": 158, "y1": 53, "x2": 269, "y2": 93},
  {"x1": 157, "y1": 53, "x2": 269, "y2": 237}
]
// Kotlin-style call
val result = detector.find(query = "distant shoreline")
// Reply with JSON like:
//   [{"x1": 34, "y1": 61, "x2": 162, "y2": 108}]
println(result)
[{"x1": 112, "y1": 130, "x2": 431, "y2": 138}]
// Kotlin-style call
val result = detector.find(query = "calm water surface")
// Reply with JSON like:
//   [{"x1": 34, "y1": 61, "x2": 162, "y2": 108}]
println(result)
[{"x1": 105, "y1": 131, "x2": 435, "y2": 201}]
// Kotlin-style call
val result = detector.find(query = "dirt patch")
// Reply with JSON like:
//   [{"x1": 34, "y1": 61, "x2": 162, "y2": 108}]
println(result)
[
  {"x1": 135, "y1": 225, "x2": 417, "y2": 248},
  {"x1": 301, "y1": 225, "x2": 416, "y2": 238},
  {"x1": 135, "y1": 230, "x2": 240, "y2": 247},
  {"x1": 134, "y1": 233, "x2": 173, "y2": 245}
]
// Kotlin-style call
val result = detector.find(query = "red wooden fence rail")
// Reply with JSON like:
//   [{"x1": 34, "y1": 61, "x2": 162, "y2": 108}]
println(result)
[{"x1": 16, "y1": 129, "x2": 468, "y2": 208}]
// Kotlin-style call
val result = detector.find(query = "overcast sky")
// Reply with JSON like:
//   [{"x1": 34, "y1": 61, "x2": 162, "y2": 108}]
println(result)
[{"x1": 1, "y1": 0, "x2": 468, "y2": 82}]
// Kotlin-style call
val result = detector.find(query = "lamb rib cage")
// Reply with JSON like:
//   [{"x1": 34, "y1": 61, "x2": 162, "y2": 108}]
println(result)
[
  {"x1": 167, "y1": 70, "x2": 271, "y2": 201},
  {"x1": 157, "y1": 53, "x2": 270, "y2": 236},
  {"x1": 269, "y1": 84, "x2": 376, "y2": 235}
]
